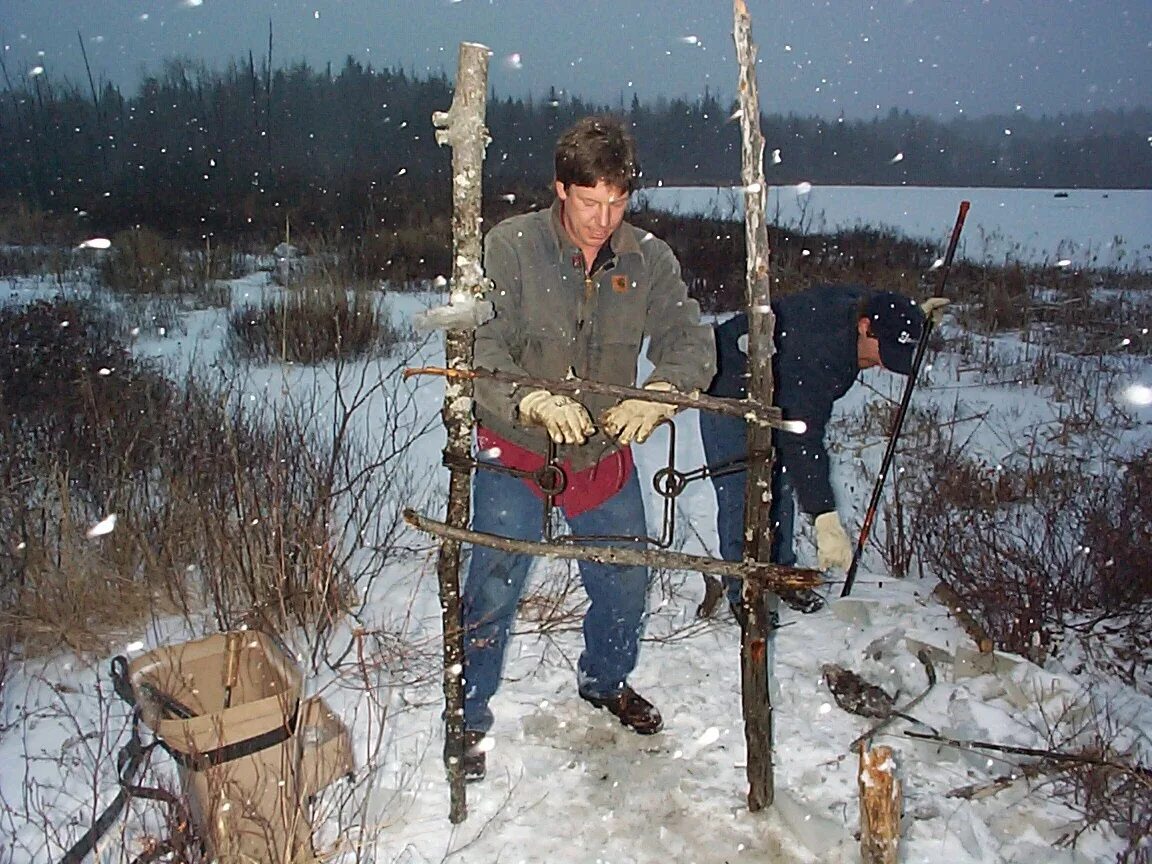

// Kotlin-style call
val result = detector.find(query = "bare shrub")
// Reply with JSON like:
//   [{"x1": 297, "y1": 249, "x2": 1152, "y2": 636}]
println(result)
[
  {"x1": 894, "y1": 433, "x2": 1152, "y2": 666},
  {"x1": 344, "y1": 218, "x2": 453, "y2": 288},
  {"x1": 0, "y1": 297, "x2": 370, "y2": 656},
  {"x1": 1024, "y1": 699, "x2": 1152, "y2": 864},
  {"x1": 96, "y1": 228, "x2": 186, "y2": 294},
  {"x1": 96, "y1": 228, "x2": 235, "y2": 307},
  {"x1": 0, "y1": 245, "x2": 90, "y2": 280},
  {"x1": 226, "y1": 283, "x2": 409, "y2": 364}
]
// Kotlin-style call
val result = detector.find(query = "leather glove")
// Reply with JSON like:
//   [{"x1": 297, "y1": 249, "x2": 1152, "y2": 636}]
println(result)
[
  {"x1": 814, "y1": 511, "x2": 853, "y2": 571},
  {"x1": 518, "y1": 389, "x2": 595, "y2": 445},
  {"x1": 600, "y1": 381, "x2": 678, "y2": 446},
  {"x1": 920, "y1": 296, "x2": 950, "y2": 325}
]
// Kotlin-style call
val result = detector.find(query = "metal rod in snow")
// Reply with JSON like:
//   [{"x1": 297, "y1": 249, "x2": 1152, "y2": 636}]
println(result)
[
  {"x1": 430, "y1": 41, "x2": 491, "y2": 824},
  {"x1": 840, "y1": 201, "x2": 970, "y2": 598}
]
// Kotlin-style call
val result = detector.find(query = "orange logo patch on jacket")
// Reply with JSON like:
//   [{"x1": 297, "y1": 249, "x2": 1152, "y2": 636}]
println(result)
[{"x1": 611, "y1": 274, "x2": 629, "y2": 293}]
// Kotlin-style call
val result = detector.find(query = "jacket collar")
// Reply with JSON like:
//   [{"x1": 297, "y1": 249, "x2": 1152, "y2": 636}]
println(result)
[{"x1": 548, "y1": 198, "x2": 642, "y2": 272}]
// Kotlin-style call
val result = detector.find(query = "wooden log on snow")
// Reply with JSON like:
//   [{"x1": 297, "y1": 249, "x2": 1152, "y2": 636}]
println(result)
[
  {"x1": 858, "y1": 744, "x2": 902, "y2": 864},
  {"x1": 931, "y1": 578, "x2": 994, "y2": 654}
]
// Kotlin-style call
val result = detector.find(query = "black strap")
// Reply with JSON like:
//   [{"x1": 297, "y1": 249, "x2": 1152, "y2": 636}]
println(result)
[
  {"x1": 161, "y1": 702, "x2": 300, "y2": 771},
  {"x1": 110, "y1": 653, "x2": 300, "y2": 771},
  {"x1": 57, "y1": 709, "x2": 161, "y2": 864}
]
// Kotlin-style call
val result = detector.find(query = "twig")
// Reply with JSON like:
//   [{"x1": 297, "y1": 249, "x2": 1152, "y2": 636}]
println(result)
[
  {"x1": 404, "y1": 365, "x2": 786, "y2": 428},
  {"x1": 904, "y1": 730, "x2": 1152, "y2": 782},
  {"x1": 947, "y1": 761, "x2": 1052, "y2": 800}
]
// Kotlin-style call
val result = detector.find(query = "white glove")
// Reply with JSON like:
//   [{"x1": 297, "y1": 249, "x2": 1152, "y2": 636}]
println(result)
[
  {"x1": 814, "y1": 511, "x2": 853, "y2": 571},
  {"x1": 920, "y1": 296, "x2": 950, "y2": 325},
  {"x1": 600, "y1": 381, "x2": 678, "y2": 446},
  {"x1": 518, "y1": 389, "x2": 595, "y2": 445}
]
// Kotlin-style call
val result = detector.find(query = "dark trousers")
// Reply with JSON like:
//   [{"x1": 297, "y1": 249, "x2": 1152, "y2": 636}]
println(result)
[{"x1": 699, "y1": 410, "x2": 796, "y2": 605}]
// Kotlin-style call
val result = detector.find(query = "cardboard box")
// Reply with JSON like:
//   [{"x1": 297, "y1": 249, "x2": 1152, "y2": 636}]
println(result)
[{"x1": 128, "y1": 631, "x2": 351, "y2": 864}]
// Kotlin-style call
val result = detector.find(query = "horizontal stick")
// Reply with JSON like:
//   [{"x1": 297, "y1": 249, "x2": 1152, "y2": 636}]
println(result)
[
  {"x1": 905, "y1": 730, "x2": 1152, "y2": 779},
  {"x1": 404, "y1": 508, "x2": 824, "y2": 589},
  {"x1": 404, "y1": 365, "x2": 788, "y2": 429}
]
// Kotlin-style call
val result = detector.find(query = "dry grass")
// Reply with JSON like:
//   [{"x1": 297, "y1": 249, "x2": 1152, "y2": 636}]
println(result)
[
  {"x1": 96, "y1": 227, "x2": 236, "y2": 308},
  {"x1": 227, "y1": 279, "x2": 410, "y2": 365}
]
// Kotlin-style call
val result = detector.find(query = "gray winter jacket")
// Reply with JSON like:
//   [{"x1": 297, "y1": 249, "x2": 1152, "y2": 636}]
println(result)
[{"x1": 474, "y1": 200, "x2": 715, "y2": 470}]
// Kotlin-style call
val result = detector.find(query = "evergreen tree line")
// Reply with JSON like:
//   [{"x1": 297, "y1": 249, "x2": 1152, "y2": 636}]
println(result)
[{"x1": 1, "y1": 54, "x2": 1148, "y2": 241}]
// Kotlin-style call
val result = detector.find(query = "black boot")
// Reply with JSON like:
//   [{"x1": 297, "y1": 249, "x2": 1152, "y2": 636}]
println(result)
[
  {"x1": 579, "y1": 685, "x2": 663, "y2": 734},
  {"x1": 778, "y1": 587, "x2": 826, "y2": 614},
  {"x1": 463, "y1": 730, "x2": 488, "y2": 782}
]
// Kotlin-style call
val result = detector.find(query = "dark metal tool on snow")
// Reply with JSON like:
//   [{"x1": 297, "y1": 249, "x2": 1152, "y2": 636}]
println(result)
[{"x1": 840, "y1": 200, "x2": 970, "y2": 597}]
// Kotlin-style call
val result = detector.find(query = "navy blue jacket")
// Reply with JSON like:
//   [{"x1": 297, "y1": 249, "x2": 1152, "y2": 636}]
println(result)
[{"x1": 706, "y1": 284, "x2": 869, "y2": 516}]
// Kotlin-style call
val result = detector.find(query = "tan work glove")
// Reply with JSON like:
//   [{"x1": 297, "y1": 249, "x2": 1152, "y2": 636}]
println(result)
[
  {"x1": 920, "y1": 296, "x2": 951, "y2": 325},
  {"x1": 601, "y1": 381, "x2": 678, "y2": 446},
  {"x1": 518, "y1": 389, "x2": 595, "y2": 445},
  {"x1": 814, "y1": 511, "x2": 853, "y2": 571}
]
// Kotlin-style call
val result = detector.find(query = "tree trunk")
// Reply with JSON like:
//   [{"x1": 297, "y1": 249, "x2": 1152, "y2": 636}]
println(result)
[
  {"x1": 858, "y1": 744, "x2": 902, "y2": 864},
  {"x1": 430, "y1": 41, "x2": 490, "y2": 825},
  {"x1": 733, "y1": 0, "x2": 777, "y2": 812}
]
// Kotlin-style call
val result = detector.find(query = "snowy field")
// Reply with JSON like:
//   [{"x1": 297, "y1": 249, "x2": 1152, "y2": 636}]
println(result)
[
  {"x1": 1, "y1": 192, "x2": 1151, "y2": 864},
  {"x1": 638, "y1": 184, "x2": 1152, "y2": 272}
]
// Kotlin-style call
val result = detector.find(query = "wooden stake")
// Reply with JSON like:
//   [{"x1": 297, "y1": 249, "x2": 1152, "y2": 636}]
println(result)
[
  {"x1": 430, "y1": 41, "x2": 490, "y2": 825},
  {"x1": 732, "y1": 0, "x2": 776, "y2": 812},
  {"x1": 858, "y1": 744, "x2": 902, "y2": 864}
]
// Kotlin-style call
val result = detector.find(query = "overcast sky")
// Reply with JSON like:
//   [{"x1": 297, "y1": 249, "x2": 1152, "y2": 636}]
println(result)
[{"x1": 3, "y1": 0, "x2": 1150, "y2": 119}]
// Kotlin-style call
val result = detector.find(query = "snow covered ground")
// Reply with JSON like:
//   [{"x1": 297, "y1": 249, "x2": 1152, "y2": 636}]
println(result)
[
  {"x1": 2, "y1": 197, "x2": 1151, "y2": 863},
  {"x1": 638, "y1": 185, "x2": 1152, "y2": 272}
]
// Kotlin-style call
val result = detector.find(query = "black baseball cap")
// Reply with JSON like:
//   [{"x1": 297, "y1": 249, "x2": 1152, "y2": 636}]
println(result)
[{"x1": 863, "y1": 292, "x2": 924, "y2": 375}]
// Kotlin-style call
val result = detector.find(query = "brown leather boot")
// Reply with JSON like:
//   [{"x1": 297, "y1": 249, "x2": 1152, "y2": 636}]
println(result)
[
  {"x1": 463, "y1": 730, "x2": 488, "y2": 782},
  {"x1": 579, "y1": 685, "x2": 663, "y2": 735}
]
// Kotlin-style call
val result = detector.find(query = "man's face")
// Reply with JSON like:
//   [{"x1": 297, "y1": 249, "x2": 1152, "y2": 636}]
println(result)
[
  {"x1": 556, "y1": 180, "x2": 629, "y2": 254},
  {"x1": 856, "y1": 317, "x2": 883, "y2": 369}
]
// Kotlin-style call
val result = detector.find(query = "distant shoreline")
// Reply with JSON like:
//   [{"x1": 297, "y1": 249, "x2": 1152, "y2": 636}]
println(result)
[{"x1": 637, "y1": 185, "x2": 1152, "y2": 271}]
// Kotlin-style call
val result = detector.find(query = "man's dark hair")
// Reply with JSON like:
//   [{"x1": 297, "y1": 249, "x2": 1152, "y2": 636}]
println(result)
[{"x1": 554, "y1": 115, "x2": 639, "y2": 194}]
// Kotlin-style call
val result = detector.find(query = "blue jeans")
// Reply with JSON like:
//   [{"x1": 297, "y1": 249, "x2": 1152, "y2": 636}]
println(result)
[
  {"x1": 462, "y1": 461, "x2": 651, "y2": 734},
  {"x1": 699, "y1": 411, "x2": 796, "y2": 606}
]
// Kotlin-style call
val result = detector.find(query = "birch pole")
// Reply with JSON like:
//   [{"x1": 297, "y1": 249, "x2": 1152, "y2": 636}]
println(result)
[
  {"x1": 430, "y1": 41, "x2": 490, "y2": 824},
  {"x1": 733, "y1": 0, "x2": 777, "y2": 812}
]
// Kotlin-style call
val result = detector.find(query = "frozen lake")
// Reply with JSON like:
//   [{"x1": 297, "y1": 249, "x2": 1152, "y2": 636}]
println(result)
[{"x1": 637, "y1": 184, "x2": 1152, "y2": 271}]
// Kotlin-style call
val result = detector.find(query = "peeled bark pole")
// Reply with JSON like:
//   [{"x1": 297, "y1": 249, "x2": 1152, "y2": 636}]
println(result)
[
  {"x1": 858, "y1": 744, "x2": 902, "y2": 864},
  {"x1": 430, "y1": 41, "x2": 490, "y2": 825},
  {"x1": 733, "y1": 0, "x2": 777, "y2": 812}
]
